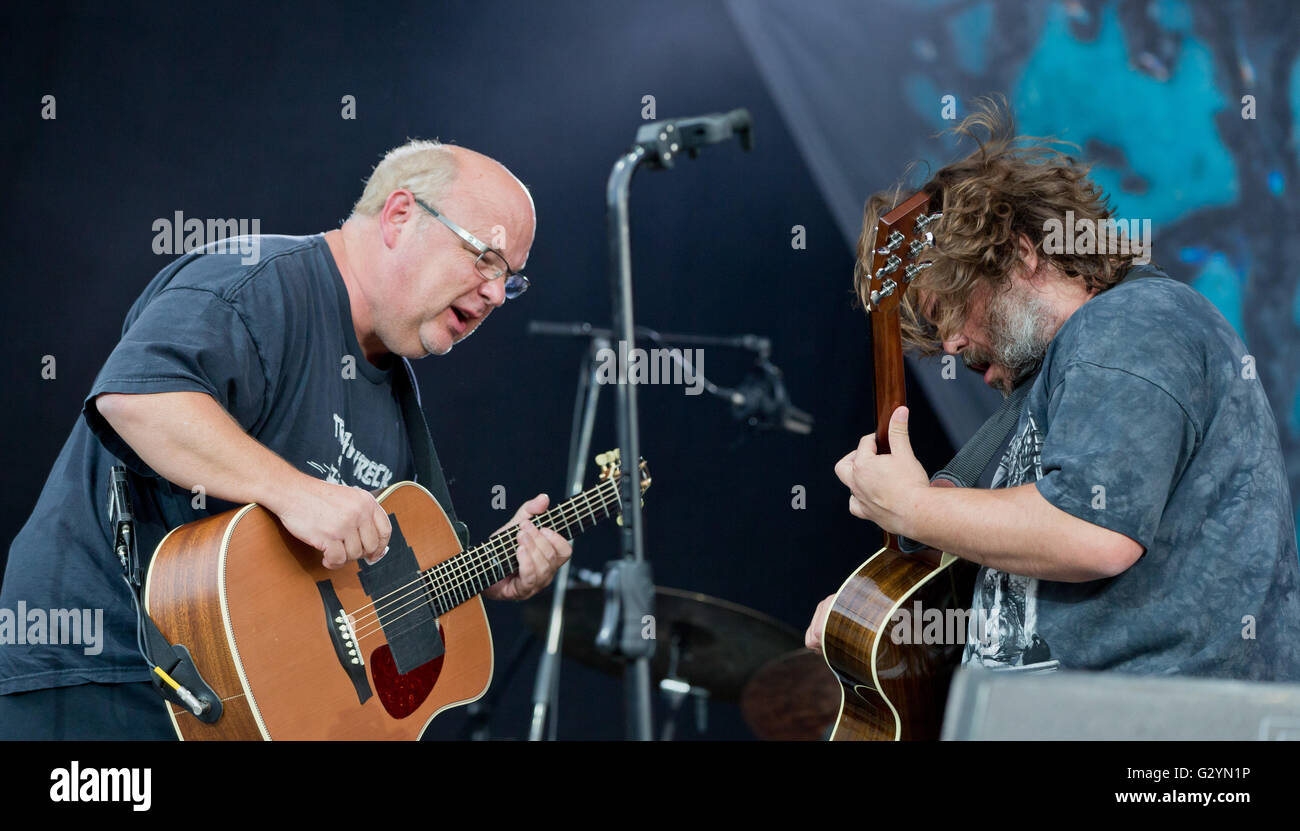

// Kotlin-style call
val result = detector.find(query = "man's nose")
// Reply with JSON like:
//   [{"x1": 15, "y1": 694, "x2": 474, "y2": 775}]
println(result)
[{"x1": 479, "y1": 274, "x2": 507, "y2": 308}]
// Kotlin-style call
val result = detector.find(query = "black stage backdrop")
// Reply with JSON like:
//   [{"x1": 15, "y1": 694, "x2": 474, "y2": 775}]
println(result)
[{"x1": 0, "y1": 1, "x2": 957, "y2": 740}]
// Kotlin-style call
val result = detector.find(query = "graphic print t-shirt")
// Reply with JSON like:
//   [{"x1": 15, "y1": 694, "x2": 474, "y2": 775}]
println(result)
[
  {"x1": 959, "y1": 270, "x2": 1300, "y2": 680},
  {"x1": 0, "y1": 235, "x2": 417, "y2": 694}
]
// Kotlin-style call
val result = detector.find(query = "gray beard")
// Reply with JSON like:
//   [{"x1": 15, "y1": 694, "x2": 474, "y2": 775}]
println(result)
[{"x1": 979, "y1": 284, "x2": 1059, "y2": 394}]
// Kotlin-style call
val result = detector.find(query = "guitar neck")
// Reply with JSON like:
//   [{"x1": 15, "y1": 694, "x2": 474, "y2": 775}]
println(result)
[
  {"x1": 421, "y1": 477, "x2": 622, "y2": 614},
  {"x1": 871, "y1": 308, "x2": 907, "y2": 456},
  {"x1": 866, "y1": 191, "x2": 934, "y2": 554},
  {"x1": 871, "y1": 291, "x2": 909, "y2": 554}
]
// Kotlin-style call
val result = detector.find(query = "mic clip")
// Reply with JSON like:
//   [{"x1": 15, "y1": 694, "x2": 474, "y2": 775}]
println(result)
[{"x1": 108, "y1": 466, "x2": 143, "y2": 587}]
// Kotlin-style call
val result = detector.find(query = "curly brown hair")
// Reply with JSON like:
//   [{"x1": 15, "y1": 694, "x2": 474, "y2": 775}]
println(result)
[{"x1": 854, "y1": 96, "x2": 1139, "y2": 355}]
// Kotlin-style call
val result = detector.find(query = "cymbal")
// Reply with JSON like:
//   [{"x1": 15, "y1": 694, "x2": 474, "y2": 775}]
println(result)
[
  {"x1": 521, "y1": 586, "x2": 801, "y2": 701},
  {"x1": 740, "y1": 648, "x2": 842, "y2": 741}
]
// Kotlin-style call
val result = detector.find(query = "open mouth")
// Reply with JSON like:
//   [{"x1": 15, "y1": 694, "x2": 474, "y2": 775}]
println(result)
[
  {"x1": 448, "y1": 304, "x2": 485, "y2": 337},
  {"x1": 449, "y1": 306, "x2": 478, "y2": 335}
]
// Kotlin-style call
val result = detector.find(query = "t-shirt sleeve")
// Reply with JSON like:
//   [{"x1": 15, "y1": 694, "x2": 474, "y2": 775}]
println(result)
[
  {"x1": 83, "y1": 286, "x2": 268, "y2": 477},
  {"x1": 1033, "y1": 360, "x2": 1198, "y2": 552}
]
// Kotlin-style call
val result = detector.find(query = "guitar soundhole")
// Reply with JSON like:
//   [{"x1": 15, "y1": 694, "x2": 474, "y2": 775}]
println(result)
[{"x1": 370, "y1": 625, "x2": 446, "y2": 719}]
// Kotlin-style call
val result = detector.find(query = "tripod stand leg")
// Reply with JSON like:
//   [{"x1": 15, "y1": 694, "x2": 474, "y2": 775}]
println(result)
[{"x1": 528, "y1": 339, "x2": 606, "y2": 741}]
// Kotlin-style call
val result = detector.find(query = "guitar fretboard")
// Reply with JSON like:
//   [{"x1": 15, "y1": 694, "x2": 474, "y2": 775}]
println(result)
[{"x1": 420, "y1": 476, "x2": 624, "y2": 615}]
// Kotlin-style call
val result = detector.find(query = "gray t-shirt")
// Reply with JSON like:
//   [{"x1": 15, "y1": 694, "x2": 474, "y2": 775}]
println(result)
[{"x1": 961, "y1": 270, "x2": 1300, "y2": 681}]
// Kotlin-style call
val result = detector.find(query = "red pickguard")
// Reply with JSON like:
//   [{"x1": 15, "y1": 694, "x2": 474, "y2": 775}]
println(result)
[{"x1": 370, "y1": 625, "x2": 446, "y2": 719}]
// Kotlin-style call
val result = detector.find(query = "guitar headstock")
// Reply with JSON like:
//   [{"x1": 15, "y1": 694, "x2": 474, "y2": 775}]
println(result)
[
  {"x1": 863, "y1": 191, "x2": 942, "y2": 316},
  {"x1": 596, "y1": 448, "x2": 652, "y2": 496}
]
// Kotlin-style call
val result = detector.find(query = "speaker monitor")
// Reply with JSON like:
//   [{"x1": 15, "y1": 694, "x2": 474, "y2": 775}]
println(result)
[{"x1": 941, "y1": 666, "x2": 1300, "y2": 740}]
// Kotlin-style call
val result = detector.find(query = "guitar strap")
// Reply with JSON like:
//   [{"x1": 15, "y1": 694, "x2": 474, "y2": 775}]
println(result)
[
  {"x1": 895, "y1": 261, "x2": 1168, "y2": 554},
  {"x1": 929, "y1": 377, "x2": 1036, "y2": 490},
  {"x1": 391, "y1": 357, "x2": 471, "y2": 550}
]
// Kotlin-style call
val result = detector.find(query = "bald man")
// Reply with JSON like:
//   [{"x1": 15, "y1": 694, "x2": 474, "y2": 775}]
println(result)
[{"x1": 0, "y1": 140, "x2": 571, "y2": 738}]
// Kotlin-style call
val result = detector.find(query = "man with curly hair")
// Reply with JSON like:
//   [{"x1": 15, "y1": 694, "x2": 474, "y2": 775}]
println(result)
[{"x1": 806, "y1": 101, "x2": 1300, "y2": 681}]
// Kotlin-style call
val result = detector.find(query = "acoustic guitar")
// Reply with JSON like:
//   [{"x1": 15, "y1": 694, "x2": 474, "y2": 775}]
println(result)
[
  {"x1": 144, "y1": 449, "x2": 650, "y2": 740},
  {"x1": 822, "y1": 192, "x2": 975, "y2": 740}
]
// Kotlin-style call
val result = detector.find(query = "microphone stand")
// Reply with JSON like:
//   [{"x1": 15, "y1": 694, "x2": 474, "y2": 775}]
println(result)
[
  {"x1": 524, "y1": 110, "x2": 755, "y2": 741},
  {"x1": 605, "y1": 145, "x2": 656, "y2": 741},
  {"x1": 606, "y1": 107, "x2": 754, "y2": 741}
]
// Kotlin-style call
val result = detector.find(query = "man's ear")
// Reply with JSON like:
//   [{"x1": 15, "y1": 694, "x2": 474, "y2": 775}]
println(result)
[
  {"x1": 379, "y1": 189, "x2": 417, "y2": 249},
  {"x1": 1017, "y1": 233, "x2": 1043, "y2": 284}
]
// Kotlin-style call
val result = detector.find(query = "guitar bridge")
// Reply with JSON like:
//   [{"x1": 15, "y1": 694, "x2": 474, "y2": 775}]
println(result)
[
  {"x1": 335, "y1": 610, "x2": 364, "y2": 667},
  {"x1": 317, "y1": 580, "x2": 373, "y2": 705}
]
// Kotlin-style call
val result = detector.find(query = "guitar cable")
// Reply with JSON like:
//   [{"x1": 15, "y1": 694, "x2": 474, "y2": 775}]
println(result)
[
  {"x1": 121, "y1": 573, "x2": 208, "y2": 716},
  {"x1": 109, "y1": 465, "x2": 215, "y2": 719}
]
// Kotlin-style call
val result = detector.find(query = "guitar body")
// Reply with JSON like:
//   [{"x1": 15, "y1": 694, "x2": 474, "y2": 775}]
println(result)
[
  {"x1": 144, "y1": 481, "x2": 492, "y2": 740},
  {"x1": 822, "y1": 547, "x2": 974, "y2": 741}
]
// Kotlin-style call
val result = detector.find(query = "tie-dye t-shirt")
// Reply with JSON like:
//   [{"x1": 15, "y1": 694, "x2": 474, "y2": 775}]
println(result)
[{"x1": 961, "y1": 268, "x2": 1300, "y2": 681}]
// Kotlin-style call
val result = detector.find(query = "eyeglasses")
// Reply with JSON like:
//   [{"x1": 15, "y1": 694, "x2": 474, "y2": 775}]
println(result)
[{"x1": 412, "y1": 196, "x2": 530, "y2": 299}]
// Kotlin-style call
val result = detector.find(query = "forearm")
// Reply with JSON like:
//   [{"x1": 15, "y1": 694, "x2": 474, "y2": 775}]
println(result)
[
  {"x1": 900, "y1": 483, "x2": 1135, "y2": 582},
  {"x1": 94, "y1": 390, "x2": 309, "y2": 515}
]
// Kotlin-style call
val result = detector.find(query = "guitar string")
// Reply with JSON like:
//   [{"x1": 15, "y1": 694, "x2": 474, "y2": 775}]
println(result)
[
  {"x1": 408, "y1": 479, "x2": 607, "y2": 610},
  {"x1": 345, "y1": 477, "x2": 618, "y2": 631},
  {"x1": 415, "y1": 479, "x2": 616, "y2": 613},
  {"x1": 348, "y1": 477, "x2": 615, "y2": 621},
  {"x1": 346, "y1": 479, "x2": 625, "y2": 640},
  {"x1": 349, "y1": 482, "x2": 624, "y2": 644},
  {"x1": 348, "y1": 481, "x2": 622, "y2": 642}
]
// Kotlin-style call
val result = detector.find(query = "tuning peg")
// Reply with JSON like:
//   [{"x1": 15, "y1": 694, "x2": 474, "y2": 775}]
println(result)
[
  {"x1": 870, "y1": 278, "x2": 897, "y2": 306},
  {"x1": 595, "y1": 449, "x2": 621, "y2": 468},
  {"x1": 904, "y1": 262, "x2": 932, "y2": 283},
  {"x1": 915, "y1": 211, "x2": 943, "y2": 232},
  {"x1": 875, "y1": 229, "x2": 904, "y2": 255},
  {"x1": 909, "y1": 232, "x2": 934, "y2": 258}
]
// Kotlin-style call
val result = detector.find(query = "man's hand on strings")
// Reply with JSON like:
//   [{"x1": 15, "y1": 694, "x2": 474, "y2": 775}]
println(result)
[{"x1": 483, "y1": 493, "x2": 573, "y2": 601}]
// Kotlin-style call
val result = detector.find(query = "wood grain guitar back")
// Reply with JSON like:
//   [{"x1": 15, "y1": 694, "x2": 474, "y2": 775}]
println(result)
[{"x1": 823, "y1": 548, "x2": 974, "y2": 740}]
